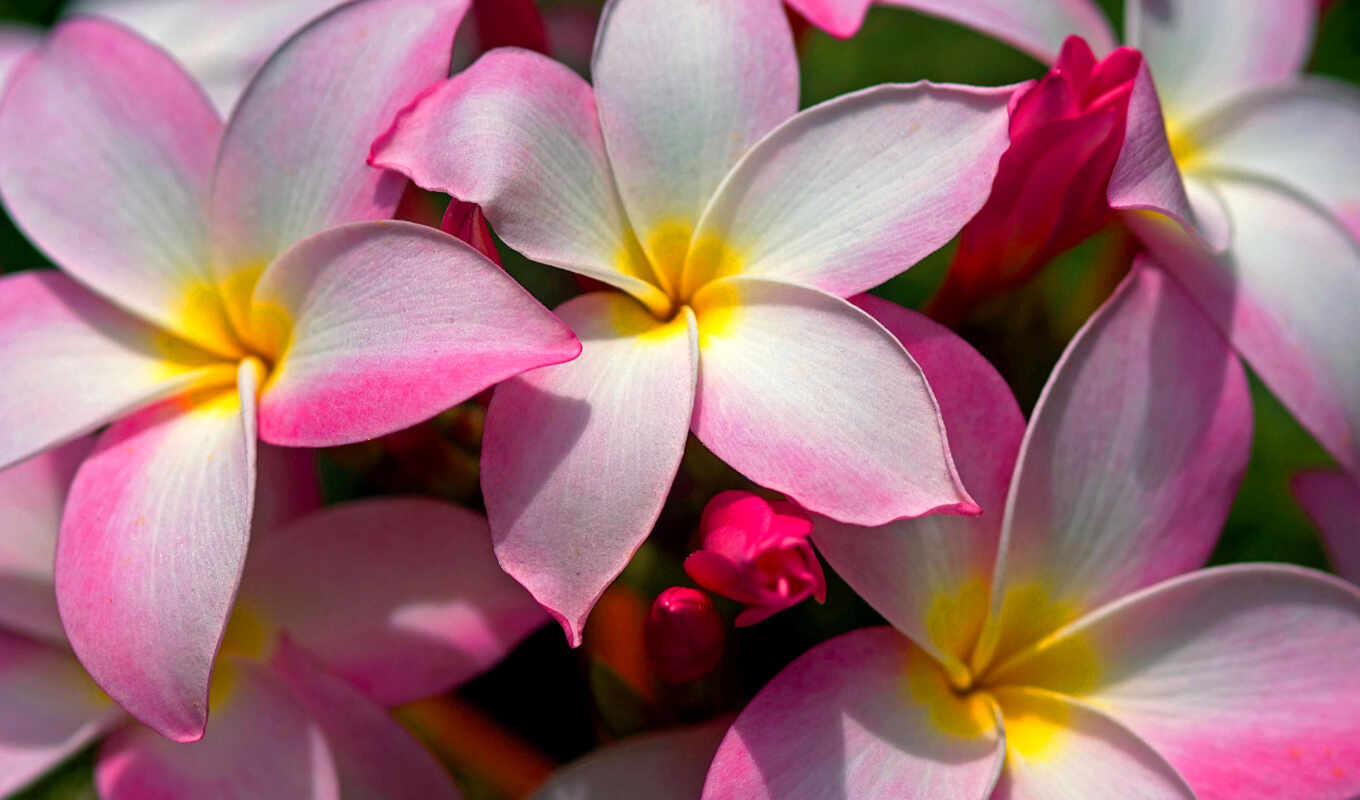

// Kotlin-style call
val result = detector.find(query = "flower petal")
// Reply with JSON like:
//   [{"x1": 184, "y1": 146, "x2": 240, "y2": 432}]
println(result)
[
  {"x1": 702, "y1": 627, "x2": 1003, "y2": 800},
  {"x1": 975, "y1": 261, "x2": 1251, "y2": 670},
  {"x1": 370, "y1": 48, "x2": 670, "y2": 313},
  {"x1": 242, "y1": 498, "x2": 547, "y2": 706},
  {"x1": 684, "y1": 82, "x2": 1013, "y2": 300},
  {"x1": 253, "y1": 221, "x2": 579, "y2": 447},
  {"x1": 56, "y1": 364, "x2": 260, "y2": 742},
  {"x1": 782, "y1": 0, "x2": 870, "y2": 39},
  {"x1": 1127, "y1": 174, "x2": 1360, "y2": 475},
  {"x1": 1106, "y1": 61, "x2": 1193, "y2": 227},
  {"x1": 883, "y1": 0, "x2": 1116, "y2": 64},
  {"x1": 0, "y1": 18, "x2": 235, "y2": 355},
  {"x1": 210, "y1": 0, "x2": 469, "y2": 328},
  {"x1": 95, "y1": 656, "x2": 338, "y2": 800},
  {"x1": 483, "y1": 292, "x2": 697, "y2": 646},
  {"x1": 1126, "y1": 0, "x2": 1315, "y2": 121},
  {"x1": 1293, "y1": 470, "x2": 1360, "y2": 585},
  {"x1": 270, "y1": 641, "x2": 460, "y2": 800},
  {"x1": 811, "y1": 296, "x2": 1023, "y2": 676},
  {"x1": 989, "y1": 565, "x2": 1360, "y2": 800},
  {"x1": 0, "y1": 271, "x2": 234, "y2": 471},
  {"x1": 989, "y1": 689, "x2": 1194, "y2": 800},
  {"x1": 0, "y1": 25, "x2": 38, "y2": 87},
  {"x1": 592, "y1": 0, "x2": 798, "y2": 249},
  {"x1": 691, "y1": 277, "x2": 975, "y2": 527},
  {"x1": 531, "y1": 721, "x2": 728, "y2": 800},
  {"x1": 0, "y1": 630, "x2": 122, "y2": 797},
  {"x1": 0, "y1": 437, "x2": 93, "y2": 645},
  {"x1": 1184, "y1": 78, "x2": 1360, "y2": 237}
]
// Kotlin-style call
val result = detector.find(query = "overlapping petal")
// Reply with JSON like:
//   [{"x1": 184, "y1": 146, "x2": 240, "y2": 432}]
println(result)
[
  {"x1": 592, "y1": 0, "x2": 798, "y2": 252},
  {"x1": 0, "y1": 271, "x2": 233, "y2": 471},
  {"x1": 210, "y1": 0, "x2": 469, "y2": 327},
  {"x1": 483, "y1": 293, "x2": 697, "y2": 645},
  {"x1": 1293, "y1": 470, "x2": 1360, "y2": 583},
  {"x1": 703, "y1": 627, "x2": 1003, "y2": 800},
  {"x1": 252, "y1": 221, "x2": 579, "y2": 447},
  {"x1": 0, "y1": 18, "x2": 235, "y2": 355},
  {"x1": 989, "y1": 565, "x2": 1360, "y2": 800},
  {"x1": 894, "y1": 1, "x2": 1116, "y2": 64},
  {"x1": 1106, "y1": 62, "x2": 1193, "y2": 227},
  {"x1": 812, "y1": 296, "x2": 1023, "y2": 674},
  {"x1": 691, "y1": 277, "x2": 975, "y2": 526},
  {"x1": 370, "y1": 48, "x2": 670, "y2": 314},
  {"x1": 684, "y1": 83, "x2": 1013, "y2": 299},
  {"x1": 56, "y1": 364, "x2": 260, "y2": 742},
  {"x1": 1126, "y1": 0, "x2": 1316, "y2": 120},
  {"x1": 974, "y1": 262, "x2": 1251, "y2": 669},
  {"x1": 531, "y1": 721, "x2": 728, "y2": 800},
  {"x1": 242, "y1": 498, "x2": 547, "y2": 706}
]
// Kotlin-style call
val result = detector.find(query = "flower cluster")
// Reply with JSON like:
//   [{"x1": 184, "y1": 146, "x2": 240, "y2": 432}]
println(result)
[{"x1": 0, "y1": 0, "x2": 1356, "y2": 798}]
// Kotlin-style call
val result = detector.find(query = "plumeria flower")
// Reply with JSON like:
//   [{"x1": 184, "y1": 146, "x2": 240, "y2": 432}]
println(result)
[
  {"x1": 0, "y1": 0, "x2": 578, "y2": 742},
  {"x1": 794, "y1": 0, "x2": 1360, "y2": 479},
  {"x1": 0, "y1": 440, "x2": 548, "y2": 798},
  {"x1": 530, "y1": 720, "x2": 728, "y2": 800},
  {"x1": 371, "y1": 0, "x2": 1018, "y2": 643},
  {"x1": 703, "y1": 261, "x2": 1360, "y2": 799},
  {"x1": 683, "y1": 491, "x2": 826, "y2": 626},
  {"x1": 1294, "y1": 469, "x2": 1360, "y2": 584}
]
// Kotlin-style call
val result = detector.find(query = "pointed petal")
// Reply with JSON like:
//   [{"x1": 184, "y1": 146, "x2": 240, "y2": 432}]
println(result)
[
  {"x1": 592, "y1": 0, "x2": 798, "y2": 246},
  {"x1": 989, "y1": 565, "x2": 1360, "y2": 800},
  {"x1": 1106, "y1": 61, "x2": 1193, "y2": 228},
  {"x1": 691, "y1": 277, "x2": 975, "y2": 527},
  {"x1": 0, "y1": 271, "x2": 234, "y2": 470},
  {"x1": 243, "y1": 498, "x2": 547, "y2": 706},
  {"x1": 0, "y1": 437, "x2": 93, "y2": 645},
  {"x1": 370, "y1": 48, "x2": 670, "y2": 313},
  {"x1": 1128, "y1": 175, "x2": 1360, "y2": 475},
  {"x1": 989, "y1": 689, "x2": 1193, "y2": 800},
  {"x1": 483, "y1": 292, "x2": 697, "y2": 646},
  {"x1": 883, "y1": 0, "x2": 1116, "y2": 63},
  {"x1": 532, "y1": 721, "x2": 727, "y2": 800},
  {"x1": 0, "y1": 18, "x2": 236, "y2": 355},
  {"x1": 977, "y1": 262, "x2": 1251, "y2": 669},
  {"x1": 1126, "y1": 0, "x2": 1315, "y2": 121},
  {"x1": 95, "y1": 657, "x2": 339, "y2": 800},
  {"x1": 1185, "y1": 78, "x2": 1360, "y2": 236},
  {"x1": 685, "y1": 83, "x2": 1013, "y2": 299},
  {"x1": 703, "y1": 627, "x2": 1003, "y2": 800},
  {"x1": 253, "y1": 221, "x2": 579, "y2": 447},
  {"x1": 270, "y1": 641, "x2": 461, "y2": 800},
  {"x1": 782, "y1": 0, "x2": 871, "y2": 39},
  {"x1": 812, "y1": 296, "x2": 1023, "y2": 674},
  {"x1": 210, "y1": 0, "x2": 469, "y2": 327},
  {"x1": 0, "y1": 631, "x2": 122, "y2": 797},
  {"x1": 56, "y1": 365, "x2": 260, "y2": 742},
  {"x1": 1293, "y1": 470, "x2": 1360, "y2": 585}
]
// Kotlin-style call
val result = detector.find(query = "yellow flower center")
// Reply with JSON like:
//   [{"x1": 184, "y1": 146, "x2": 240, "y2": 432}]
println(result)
[{"x1": 612, "y1": 219, "x2": 746, "y2": 344}]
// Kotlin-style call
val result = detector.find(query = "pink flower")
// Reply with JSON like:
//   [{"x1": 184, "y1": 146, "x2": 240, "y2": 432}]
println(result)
[
  {"x1": 0, "y1": 0, "x2": 578, "y2": 742},
  {"x1": 0, "y1": 441, "x2": 547, "y2": 798},
  {"x1": 1294, "y1": 469, "x2": 1360, "y2": 584},
  {"x1": 372, "y1": 0, "x2": 1019, "y2": 645},
  {"x1": 645, "y1": 587, "x2": 726, "y2": 684},
  {"x1": 795, "y1": 0, "x2": 1360, "y2": 482},
  {"x1": 702, "y1": 262, "x2": 1360, "y2": 800},
  {"x1": 683, "y1": 491, "x2": 826, "y2": 626}
]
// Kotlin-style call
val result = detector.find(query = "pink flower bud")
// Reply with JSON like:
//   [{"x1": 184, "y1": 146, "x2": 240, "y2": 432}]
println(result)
[
  {"x1": 929, "y1": 36, "x2": 1142, "y2": 324},
  {"x1": 683, "y1": 491, "x2": 827, "y2": 627},
  {"x1": 646, "y1": 587, "x2": 725, "y2": 684}
]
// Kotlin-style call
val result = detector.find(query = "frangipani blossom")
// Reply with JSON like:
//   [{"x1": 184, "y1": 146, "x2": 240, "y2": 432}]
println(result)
[
  {"x1": 529, "y1": 720, "x2": 728, "y2": 800},
  {"x1": 704, "y1": 262, "x2": 1360, "y2": 800},
  {"x1": 1294, "y1": 469, "x2": 1360, "y2": 584},
  {"x1": 372, "y1": 0, "x2": 1017, "y2": 644},
  {"x1": 0, "y1": 0, "x2": 578, "y2": 742},
  {"x1": 0, "y1": 447, "x2": 546, "y2": 799},
  {"x1": 797, "y1": 0, "x2": 1360, "y2": 479}
]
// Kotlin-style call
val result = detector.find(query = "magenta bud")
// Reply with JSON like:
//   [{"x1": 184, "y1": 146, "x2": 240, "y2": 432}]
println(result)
[{"x1": 646, "y1": 587, "x2": 725, "y2": 684}]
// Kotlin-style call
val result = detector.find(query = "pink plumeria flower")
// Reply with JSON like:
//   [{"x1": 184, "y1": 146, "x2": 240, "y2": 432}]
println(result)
[
  {"x1": 0, "y1": 441, "x2": 548, "y2": 799},
  {"x1": 372, "y1": 0, "x2": 1018, "y2": 644},
  {"x1": 530, "y1": 720, "x2": 728, "y2": 800},
  {"x1": 0, "y1": 0, "x2": 578, "y2": 742},
  {"x1": 1294, "y1": 469, "x2": 1360, "y2": 584},
  {"x1": 795, "y1": 0, "x2": 1360, "y2": 481},
  {"x1": 683, "y1": 491, "x2": 827, "y2": 626},
  {"x1": 703, "y1": 260, "x2": 1360, "y2": 800}
]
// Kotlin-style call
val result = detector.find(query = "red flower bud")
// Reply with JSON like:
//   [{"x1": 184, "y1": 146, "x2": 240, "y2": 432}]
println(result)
[{"x1": 646, "y1": 587, "x2": 725, "y2": 684}]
